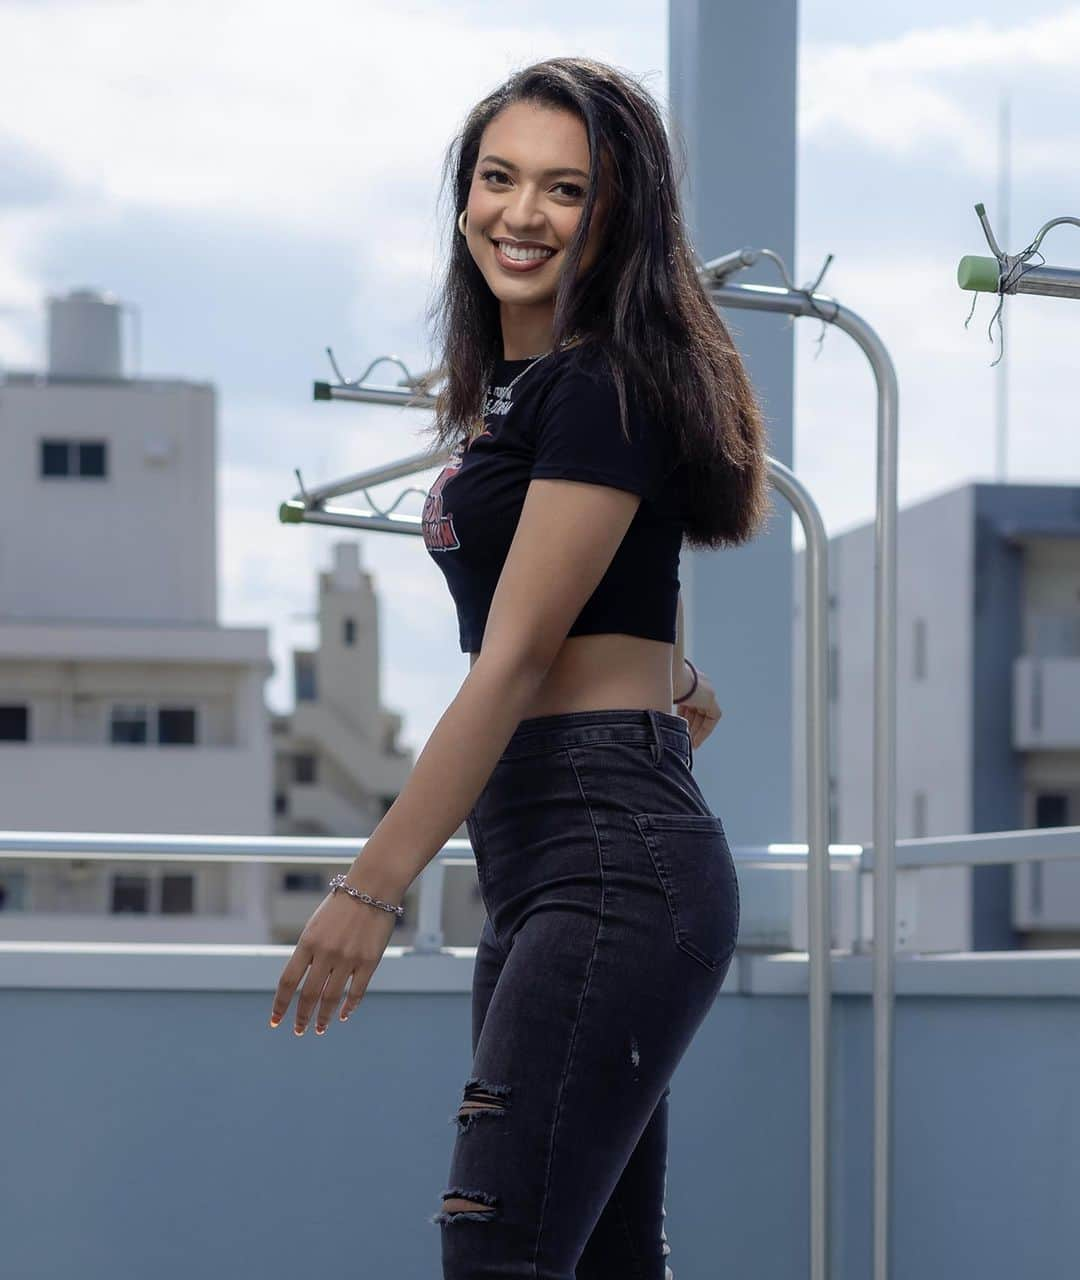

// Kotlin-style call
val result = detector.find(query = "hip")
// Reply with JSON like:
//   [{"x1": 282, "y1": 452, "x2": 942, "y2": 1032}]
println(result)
[{"x1": 466, "y1": 708, "x2": 740, "y2": 973}]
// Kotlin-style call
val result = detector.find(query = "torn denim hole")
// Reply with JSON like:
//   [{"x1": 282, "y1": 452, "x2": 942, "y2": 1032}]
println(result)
[
  {"x1": 446, "y1": 1075, "x2": 512, "y2": 1131},
  {"x1": 429, "y1": 1185, "x2": 501, "y2": 1226}
]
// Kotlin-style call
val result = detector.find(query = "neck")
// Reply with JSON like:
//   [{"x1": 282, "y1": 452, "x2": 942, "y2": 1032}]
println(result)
[{"x1": 499, "y1": 299, "x2": 555, "y2": 361}]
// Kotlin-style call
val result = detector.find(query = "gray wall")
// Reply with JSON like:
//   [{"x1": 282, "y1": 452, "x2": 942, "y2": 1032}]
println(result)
[
  {"x1": 4, "y1": 954, "x2": 1080, "y2": 1279},
  {"x1": 794, "y1": 484, "x2": 976, "y2": 952},
  {"x1": 970, "y1": 483, "x2": 1080, "y2": 948},
  {"x1": 668, "y1": 0, "x2": 798, "y2": 847}
]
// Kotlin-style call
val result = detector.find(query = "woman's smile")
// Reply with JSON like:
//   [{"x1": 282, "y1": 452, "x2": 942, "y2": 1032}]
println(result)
[{"x1": 491, "y1": 236, "x2": 557, "y2": 273}]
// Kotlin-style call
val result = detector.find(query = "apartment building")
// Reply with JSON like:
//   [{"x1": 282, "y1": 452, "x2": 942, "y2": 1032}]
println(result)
[{"x1": 794, "y1": 481, "x2": 1080, "y2": 951}]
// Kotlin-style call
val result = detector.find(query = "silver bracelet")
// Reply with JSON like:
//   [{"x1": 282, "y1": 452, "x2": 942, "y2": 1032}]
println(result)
[{"x1": 328, "y1": 873, "x2": 404, "y2": 919}]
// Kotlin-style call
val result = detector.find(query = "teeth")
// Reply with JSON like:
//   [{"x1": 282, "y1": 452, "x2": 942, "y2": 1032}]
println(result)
[{"x1": 496, "y1": 241, "x2": 554, "y2": 262}]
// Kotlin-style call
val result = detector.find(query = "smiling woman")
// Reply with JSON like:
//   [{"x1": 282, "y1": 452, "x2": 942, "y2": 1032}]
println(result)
[
  {"x1": 460, "y1": 99, "x2": 607, "y2": 356},
  {"x1": 270, "y1": 55, "x2": 768, "y2": 1280}
]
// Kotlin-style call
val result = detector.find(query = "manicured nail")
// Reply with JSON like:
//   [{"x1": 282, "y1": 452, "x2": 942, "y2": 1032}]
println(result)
[
  {"x1": 315, "y1": 1025, "x2": 326, "y2": 1035},
  {"x1": 340, "y1": 1012, "x2": 349, "y2": 1022},
  {"x1": 294, "y1": 1026, "x2": 304, "y2": 1036},
  {"x1": 269, "y1": 1016, "x2": 280, "y2": 1028}
]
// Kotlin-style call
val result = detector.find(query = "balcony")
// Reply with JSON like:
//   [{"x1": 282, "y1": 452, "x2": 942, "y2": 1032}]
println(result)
[
  {"x1": 2, "y1": 829, "x2": 1079, "y2": 1277},
  {"x1": 1013, "y1": 654, "x2": 1080, "y2": 748}
]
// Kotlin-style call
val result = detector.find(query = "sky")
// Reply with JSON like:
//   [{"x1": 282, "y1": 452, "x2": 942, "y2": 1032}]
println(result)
[{"x1": 1, "y1": 0, "x2": 1078, "y2": 753}]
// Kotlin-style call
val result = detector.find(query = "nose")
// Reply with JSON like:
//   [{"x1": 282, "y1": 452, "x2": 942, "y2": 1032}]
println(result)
[{"x1": 502, "y1": 183, "x2": 546, "y2": 233}]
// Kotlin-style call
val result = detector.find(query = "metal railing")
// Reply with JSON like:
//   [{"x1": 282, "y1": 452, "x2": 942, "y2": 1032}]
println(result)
[{"x1": 5, "y1": 823, "x2": 1079, "y2": 950}]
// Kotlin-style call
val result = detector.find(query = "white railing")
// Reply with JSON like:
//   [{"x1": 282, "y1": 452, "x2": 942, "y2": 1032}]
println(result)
[{"x1": 3, "y1": 825, "x2": 1079, "y2": 954}]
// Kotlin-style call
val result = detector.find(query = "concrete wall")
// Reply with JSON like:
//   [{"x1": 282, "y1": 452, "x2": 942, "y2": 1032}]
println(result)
[
  {"x1": 2, "y1": 946, "x2": 1078, "y2": 1280},
  {"x1": 668, "y1": 0, "x2": 798, "y2": 848},
  {"x1": 794, "y1": 484, "x2": 975, "y2": 952},
  {"x1": 0, "y1": 378, "x2": 218, "y2": 625}
]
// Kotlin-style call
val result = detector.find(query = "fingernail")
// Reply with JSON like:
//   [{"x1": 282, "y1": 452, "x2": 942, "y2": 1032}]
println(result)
[
  {"x1": 269, "y1": 1016, "x2": 280, "y2": 1028},
  {"x1": 340, "y1": 1012, "x2": 349, "y2": 1022},
  {"x1": 294, "y1": 1026, "x2": 304, "y2": 1036},
  {"x1": 315, "y1": 1025, "x2": 326, "y2": 1035}
]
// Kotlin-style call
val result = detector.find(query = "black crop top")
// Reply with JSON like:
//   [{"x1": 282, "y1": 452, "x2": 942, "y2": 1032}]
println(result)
[{"x1": 421, "y1": 341, "x2": 684, "y2": 653}]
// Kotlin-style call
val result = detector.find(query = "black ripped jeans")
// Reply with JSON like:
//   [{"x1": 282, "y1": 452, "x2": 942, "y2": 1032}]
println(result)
[{"x1": 432, "y1": 709, "x2": 740, "y2": 1280}]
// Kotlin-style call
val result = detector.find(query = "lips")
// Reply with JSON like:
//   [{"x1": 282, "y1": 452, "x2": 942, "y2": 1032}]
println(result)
[{"x1": 490, "y1": 237, "x2": 557, "y2": 273}]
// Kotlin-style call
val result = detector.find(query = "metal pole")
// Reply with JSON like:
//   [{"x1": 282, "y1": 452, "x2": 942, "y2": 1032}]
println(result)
[
  {"x1": 705, "y1": 277, "x2": 898, "y2": 1280},
  {"x1": 769, "y1": 457, "x2": 833, "y2": 1280}
]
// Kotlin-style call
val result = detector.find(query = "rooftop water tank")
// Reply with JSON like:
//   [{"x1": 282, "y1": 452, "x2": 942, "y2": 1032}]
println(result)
[{"x1": 47, "y1": 287, "x2": 124, "y2": 378}]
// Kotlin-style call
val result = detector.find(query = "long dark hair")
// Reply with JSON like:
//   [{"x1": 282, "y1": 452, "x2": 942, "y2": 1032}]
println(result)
[{"x1": 422, "y1": 56, "x2": 773, "y2": 551}]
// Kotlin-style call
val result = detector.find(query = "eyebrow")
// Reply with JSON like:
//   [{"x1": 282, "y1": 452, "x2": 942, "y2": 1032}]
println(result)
[{"x1": 478, "y1": 154, "x2": 590, "y2": 180}]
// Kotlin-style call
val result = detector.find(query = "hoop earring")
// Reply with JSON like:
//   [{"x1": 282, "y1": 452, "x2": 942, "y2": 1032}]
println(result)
[{"x1": 457, "y1": 209, "x2": 467, "y2": 235}]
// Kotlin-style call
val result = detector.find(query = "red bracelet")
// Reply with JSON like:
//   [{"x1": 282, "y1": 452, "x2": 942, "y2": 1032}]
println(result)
[{"x1": 675, "y1": 658, "x2": 698, "y2": 703}]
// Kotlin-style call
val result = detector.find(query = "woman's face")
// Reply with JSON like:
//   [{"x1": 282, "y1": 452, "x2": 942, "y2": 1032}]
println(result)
[{"x1": 463, "y1": 100, "x2": 606, "y2": 310}]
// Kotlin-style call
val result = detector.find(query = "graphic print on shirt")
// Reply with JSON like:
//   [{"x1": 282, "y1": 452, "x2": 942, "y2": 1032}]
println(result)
[{"x1": 420, "y1": 428, "x2": 492, "y2": 553}]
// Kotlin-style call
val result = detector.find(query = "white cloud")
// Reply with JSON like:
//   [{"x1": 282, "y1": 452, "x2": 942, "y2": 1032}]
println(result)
[
  {"x1": 0, "y1": 0, "x2": 654, "y2": 234},
  {"x1": 801, "y1": 8, "x2": 1080, "y2": 174}
]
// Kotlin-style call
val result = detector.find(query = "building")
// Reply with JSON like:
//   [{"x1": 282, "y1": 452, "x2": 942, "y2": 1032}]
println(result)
[
  {"x1": 0, "y1": 287, "x2": 273, "y2": 941},
  {"x1": 794, "y1": 480, "x2": 1080, "y2": 952}
]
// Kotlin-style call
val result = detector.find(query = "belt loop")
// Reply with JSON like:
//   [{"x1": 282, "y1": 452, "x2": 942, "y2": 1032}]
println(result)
[{"x1": 646, "y1": 709, "x2": 664, "y2": 766}]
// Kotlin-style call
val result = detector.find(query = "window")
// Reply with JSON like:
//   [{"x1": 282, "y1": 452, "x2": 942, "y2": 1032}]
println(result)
[
  {"x1": 111, "y1": 874, "x2": 150, "y2": 913},
  {"x1": 295, "y1": 653, "x2": 317, "y2": 702},
  {"x1": 283, "y1": 870, "x2": 323, "y2": 892},
  {"x1": 293, "y1": 753, "x2": 317, "y2": 784},
  {"x1": 274, "y1": 789, "x2": 289, "y2": 815},
  {"x1": 158, "y1": 707, "x2": 196, "y2": 745},
  {"x1": 79, "y1": 442, "x2": 106, "y2": 477},
  {"x1": 913, "y1": 790, "x2": 928, "y2": 838},
  {"x1": 40, "y1": 438, "x2": 108, "y2": 479},
  {"x1": 1035, "y1": 793, "x2": 1068, "y2": 827},
  {"x1": 0, "y1": 705, "x2": 29, "y2": 741},
  {"x1": 161, "y1": 874, "x2": 194, "y2": 914},
  {"x1": 343, "y1": 617, "x2": 357, "y2": 646},
  {"x1": 111, "y1": 704, "x2": 149, "y2": 743},
  {"x1": 0, "y1": 870, "x2": 27, "y2": 911},
  {"x1": 913, "y1": 618, "x2": 927, "y2": 680}
]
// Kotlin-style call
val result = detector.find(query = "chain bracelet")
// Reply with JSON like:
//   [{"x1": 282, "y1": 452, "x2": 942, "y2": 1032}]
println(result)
[{"x1": 328, "y1": 873, "x2": 404, "y2": 918}]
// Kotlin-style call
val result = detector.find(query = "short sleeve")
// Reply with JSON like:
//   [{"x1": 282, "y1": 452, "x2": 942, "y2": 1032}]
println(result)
[{"x1": 529, "y1": 358, "x2": 670, "y2": 502}]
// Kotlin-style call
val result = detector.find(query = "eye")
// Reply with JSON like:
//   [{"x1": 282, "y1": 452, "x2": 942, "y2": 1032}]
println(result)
[
  {"x1": 554, "y1": 182, "x2": 586, "y2": 199},
  {"x1": 479, "y1": 167, "x2": 510, "y2": 185}
]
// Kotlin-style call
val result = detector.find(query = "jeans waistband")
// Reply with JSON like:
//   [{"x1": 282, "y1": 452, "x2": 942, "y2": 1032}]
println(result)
[{"x1": 500, "y1": 707, "x2": 691, "y2": 766}]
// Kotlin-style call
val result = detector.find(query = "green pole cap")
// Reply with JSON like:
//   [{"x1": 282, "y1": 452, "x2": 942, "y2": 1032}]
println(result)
[
  {"x1": 279, "y1": 500, "x2": 307, "y2": 524},
  {"x1": 957, "y1": 255, "x2": 1001, "y2": 293}
]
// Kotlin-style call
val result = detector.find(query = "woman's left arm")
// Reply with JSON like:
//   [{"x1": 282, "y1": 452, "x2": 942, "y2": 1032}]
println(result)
[{"x1": 269, "y1": 475, "x2": 644, "y2": 1035}]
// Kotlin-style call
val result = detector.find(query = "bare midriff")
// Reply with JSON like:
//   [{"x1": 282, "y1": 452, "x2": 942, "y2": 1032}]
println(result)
[{"x1": 469, "y1": 632, "x2": 675, "y2": 719}]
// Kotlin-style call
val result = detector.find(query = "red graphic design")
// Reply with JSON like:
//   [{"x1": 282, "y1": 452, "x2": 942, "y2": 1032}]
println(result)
[{"x1": 421, "y1": 429, "x2": 492, "y2": 552}]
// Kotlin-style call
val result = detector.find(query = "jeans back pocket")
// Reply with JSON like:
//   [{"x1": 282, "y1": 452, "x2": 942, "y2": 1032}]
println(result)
[{"x1": 632, "y1": 812, "x2": 740, "y2": 971}]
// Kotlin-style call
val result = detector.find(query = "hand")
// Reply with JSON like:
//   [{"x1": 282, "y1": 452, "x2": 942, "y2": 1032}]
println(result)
[
  {"x1": 268, "y1": 880, "x2": 400, "y2": 1036},
  {"x1": 674, "y1": 663, "x2": 722, "y2": 750}
]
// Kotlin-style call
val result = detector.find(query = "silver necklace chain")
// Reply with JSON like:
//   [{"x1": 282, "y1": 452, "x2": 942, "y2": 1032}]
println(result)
[
  {"x1": 483, "y1": 350, "x2": 552, "y2": 417},
  {"x1": 483, "y1": 334, "x2": 583, "y2": 418}
]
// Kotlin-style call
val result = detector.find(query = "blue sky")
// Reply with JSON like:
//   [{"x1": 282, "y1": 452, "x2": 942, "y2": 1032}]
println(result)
[{"x1": 1, "y1": 1, "x2": 1078, "y2": 750}]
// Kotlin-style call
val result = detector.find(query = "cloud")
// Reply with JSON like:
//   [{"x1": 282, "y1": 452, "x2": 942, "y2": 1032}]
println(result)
[
  {"x1": 0, "y1": 0, "x2": 656, "y2": 235},
  {"x1": 801, "y1": 8, "x2": 1080, "y2": 174}
]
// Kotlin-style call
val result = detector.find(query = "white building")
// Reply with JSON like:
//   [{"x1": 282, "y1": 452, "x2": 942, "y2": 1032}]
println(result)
[
  {"x1": 269, "y1": 539, "x2": 486, "y2": 948},
  {"x1": 794, "y1": 480, "x2": 1080, "y2": 953},
  {"x1": 0, "y1": 288, "x2": 273, "y2": 942}
]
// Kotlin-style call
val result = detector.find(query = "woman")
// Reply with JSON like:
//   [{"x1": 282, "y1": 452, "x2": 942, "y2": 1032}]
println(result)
[{"x1": 270, "y1": 56, "x2": 771, "y2": 1279}]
